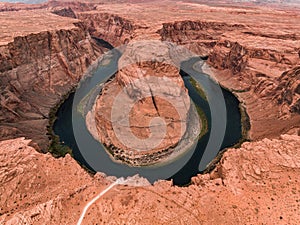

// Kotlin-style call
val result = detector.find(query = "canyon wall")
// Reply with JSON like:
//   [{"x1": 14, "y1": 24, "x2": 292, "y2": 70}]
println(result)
[
  {"x1": 0, "y1": 17, "x2": 103, "y2": 150},
  {"x1": 159, "y1": 19, "x2": 300, "y2": 139},
  {"x1": 276, "y1": 66, "x2": 300, "y2": 114},
  {"x1": 159, "y1": 21, "x2": 245, "y2": 56},
  {"x1": 0, "y1": 8, "x2": 140, "y2": 151},
  {"x1": 77, "y1": 12, "x2": 135, "y2": 46}
]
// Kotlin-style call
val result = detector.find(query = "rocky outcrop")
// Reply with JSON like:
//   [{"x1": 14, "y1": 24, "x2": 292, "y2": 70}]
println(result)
[
  {"x1": 0, "y1": 138, "x2": 111, "y2": 225},
  {"x1": 207, "y1": 36, "x2": 300, "y2": 121},
  {"x1": 208, "y1": 40, "x2": 249, "y2": 75},
  {"x1": 77, "y1": 12, "x2": 135, "y2": 46},
  {"x1": 0, "y1": 11, "x2": 104, "y2": 150},
  {"x1": 88, "y1": 41, "x2": 198, "y2": 166},
  {"x1": 276, "y1": 66, "x2": 300, "y2": 114},
  {"x1": 208, "y1": 38, "x2": 300, "y2": 138},
  {"x1": 159, "y1": 21, "x2": 245, "y2": 56},
  {"x1": 0, "y1": 134, "x2": 299, "y2": 224},
  {"x1": 51, "y1": 7, "x2": 77, "y2": 18}
]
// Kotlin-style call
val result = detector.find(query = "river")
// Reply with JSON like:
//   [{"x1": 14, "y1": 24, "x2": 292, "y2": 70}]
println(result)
[{"x1": 53, "y1": 55, "x2": 243, "y2": 185}]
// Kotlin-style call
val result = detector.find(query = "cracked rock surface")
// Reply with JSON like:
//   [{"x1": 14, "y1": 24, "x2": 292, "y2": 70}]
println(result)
[{"x1": 0, "y1": 135, "x2": 299, "y2": 224}]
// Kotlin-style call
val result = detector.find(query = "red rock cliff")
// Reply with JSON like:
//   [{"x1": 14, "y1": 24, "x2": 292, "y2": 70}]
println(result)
[{"x1": 0, "y1": 11, "x2": 104, "y2": 150}]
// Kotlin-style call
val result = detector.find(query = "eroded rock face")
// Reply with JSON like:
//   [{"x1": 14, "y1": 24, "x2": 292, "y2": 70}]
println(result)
[
  {"x1": 51, "y1": 7, "x2": 77, "y2": 18},
  {"x1": 159, "y1": 21, "x2": 245, "y2": 57},
  {"x1": 89, "y1": 41, "x2": 192, "y2": 166},
  {"x1": 206, "y1": 37, "x2": 300, "y2": 137},
  {"x1": 77, "y1": 12, "x2": 135, "y2": 46},
  {"x1": 276, "y1": 66, "x2": 300, "y2": 114},
  {"x1": 159, "y1": 9, "x2": 300, "y2": 139},
  {"x1": 0, "y1": 10, "x2": 104, "y2": 150}
]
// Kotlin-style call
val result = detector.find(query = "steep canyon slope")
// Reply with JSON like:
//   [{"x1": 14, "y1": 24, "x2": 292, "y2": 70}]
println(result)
[{"x1": 0, "y1": 10, "x2": 104, "y2": 150}]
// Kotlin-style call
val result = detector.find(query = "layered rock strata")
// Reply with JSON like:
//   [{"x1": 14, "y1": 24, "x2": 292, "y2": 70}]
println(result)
[
  {"x1": 159, "y1": 16, "x2": 300, "y2": 140},
  {"x1": 77, "y1": 12, "x2": 135, "y2": 46},
  {"x1": 0, "y1": 10, "x2": 104, "y2": 150}
]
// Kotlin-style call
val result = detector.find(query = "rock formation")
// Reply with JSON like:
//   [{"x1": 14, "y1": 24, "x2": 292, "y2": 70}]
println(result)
[
  {"x1": 0, "y1": 134, "x2": 299, "y2": 224},
  {"x1": 157, "y1": 6, "x2": 300, "y2": 139},
  {"x1": 0, "y1": 10, "x2": 104, "y2": 150},
  {"x1": 51, "y1": 7, "x2": 77, "y2": 18},
  {"x1": 77, "y1": 12, "x2": 135, "y2": 46},
  {"x1": 88, "y1": 41, "x2": 198, "y2": 166},
  {"x1": 276, "y1": 66, "x2": 300, "y2": 114},
  {"x1": 0, "y1": 137, "x2": 111, "y2": 224}
]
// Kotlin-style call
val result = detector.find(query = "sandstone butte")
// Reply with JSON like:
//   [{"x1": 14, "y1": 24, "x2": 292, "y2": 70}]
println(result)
[{"x1": 0, "y1": 0, "x2": 299, "y2": 224}]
